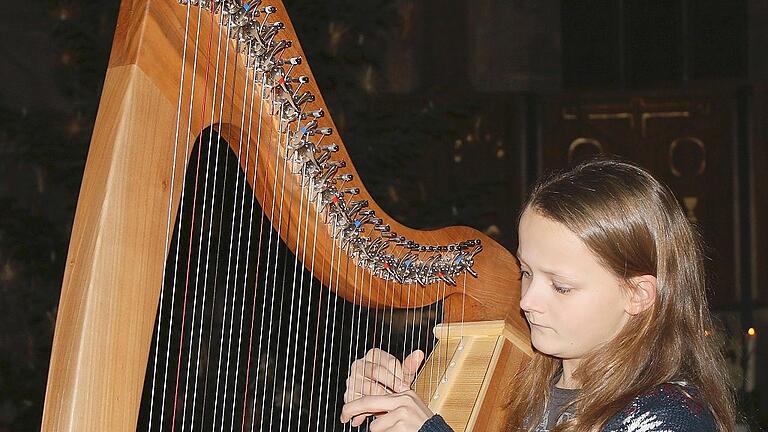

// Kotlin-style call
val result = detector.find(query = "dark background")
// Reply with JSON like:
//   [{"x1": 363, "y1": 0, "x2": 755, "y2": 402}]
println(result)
[{"x1": 0, "y1": 0, "x2": 766, "y2": 430}]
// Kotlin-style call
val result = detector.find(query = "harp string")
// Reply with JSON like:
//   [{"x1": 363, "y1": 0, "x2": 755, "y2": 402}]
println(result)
[
  {"x1": 325, "y1": 245, "x2": 345, "y2": 432},
  {"x1": 417, "y1": 283, "x2": 426, "y2": 370},
  {"x1": 259, "y1": 89, "x2": 304, "y2": 425},
  {"x1": 187, "y1": 13, "x2": 230, "y2": 428},
  {"x1": 350, "y1": 270, "x2": 375, "y2": 421},
  {"x1": 198, "y1": 26, "x2": 239, "y2": 429},
  {"x1": 379, "y1": 273, "x2": 393, "y2": 401},
  {"x1": 411, "y1": 283, "x2": 418, "y2": 367},
  {"x1": 428, "y1": 285, "x2": 439, "y2": 398},
  {"x1": 324, "y1": 216, "x2": 344, "y2": 431},
  {"x1": 344, "y1": 262, "x2": 362, "y2": 415},
  {"x1": 171, "y1": 11, "x2": 214, "y2": 427},
  {"x1": 220, "y1": 52, "x2": 258, "y2": 432},
  {"x1": 285, "y1": 170, "x2": 315, "y2": 429},
  {"x1": 176, "y1": 5, "x2": 221, "y2": 430},
  {"x1": 295, "y1": 200, "x2": 322, "y2": 428},
  {"x1": 442, "y1": 282, "x2": 450, "y2": 388},
  {"x1": 343, "y1": 256, "x2": 364, "y2": 429},
  {"x1": 326, "y1": 217, "x2": 354, "y2": 430},
  {"x1": 264, "y1": 107, "x2": 301, "y2": 430},
  {"x1": 149, "y1": 0, "x2": 191, "y2": 428},
  {"x1": 326, "y1": 237, "x2": 353, "y2": 430},
  {"x1": 282, "y1": 156, "x2": 321, "y2": 429},
  {"x1": 238, "y1": 70, "x2": 269, "y2": 432},
  {"x1": 312, "y1": 219, "x2": 340, "y2": 430},
  {"x1": 253, "y1": 97, "x2": 293, "y2": 430},
  {"x1": 380, "y1": 278, "x2": 391, "y2": 366},
  {"x1": 431, "y1": 283, "x2": 440, "y2": 399},
  {"x1": 277, "y1": 167, "x2": 309, "y2": 428},
  {"x1": 210, "y1": 35, "x2": 253, "y2": 431},
  {"x1": 226, "y1": 44, "x2": 267, "y2": 431},
  {"x1": 245, "y1": 79, "x2": 278, "y2": 432},
  {"x1": 387, "y1": 282, "x2": 397, "y2": 356},
  {"x1": 402, "y1": 282, "x2": 413, "y2": 361},
  {"x1": 167, "y1": 1, "x2": 209, "y2": 430}
]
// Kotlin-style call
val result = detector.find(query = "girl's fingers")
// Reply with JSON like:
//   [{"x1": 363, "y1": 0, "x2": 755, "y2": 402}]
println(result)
[
  {"x1": 340, "y1": 394, "x2": 404, "y2": 423},
  {"x1": 362, "y1": 360, "x2": 407, "y2": 391},
  {"x1": 365, "y1": 348, "x2": 404, "y2": 380},
  {"x1": 402, "y1": 350, "x2": 425, "y2": 387},
  {"x1": 348, "y1": 358, "x2": 406, "y2": 392},
  {"x1": 344, "y1": 376, "x2": 391, "y2": 402},
  {"x1": 351, "y1": 413, "x2": 372, "y2": 427},
  {"x1": 341, "y1": 392, "x2": 433, "y2": 431}
]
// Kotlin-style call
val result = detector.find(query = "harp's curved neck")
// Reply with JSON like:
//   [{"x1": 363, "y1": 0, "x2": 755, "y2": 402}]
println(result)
[{"x1": 110, "y1": 0, "x2": 525, "y2": 324}]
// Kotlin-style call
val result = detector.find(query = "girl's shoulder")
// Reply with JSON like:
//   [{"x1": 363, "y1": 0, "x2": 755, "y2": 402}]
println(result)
[{"x1": 602, "y1": 381, "x2": 718, "y2": 432}]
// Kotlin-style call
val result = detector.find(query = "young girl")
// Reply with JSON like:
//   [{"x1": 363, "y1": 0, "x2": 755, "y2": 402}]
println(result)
[{"x1": 339, "y1": 159, "x2": 739, "y2": 431}]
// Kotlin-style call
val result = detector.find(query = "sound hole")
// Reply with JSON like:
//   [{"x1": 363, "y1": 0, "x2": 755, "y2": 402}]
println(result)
[{"x1": 137, "y1": 130, "x2": 442, "y2": 431}]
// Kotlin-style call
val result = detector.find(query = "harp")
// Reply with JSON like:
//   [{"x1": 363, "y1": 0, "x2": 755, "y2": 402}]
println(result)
[{"x1": 42, "y1": 1, "x2": 531, "y2": 431}]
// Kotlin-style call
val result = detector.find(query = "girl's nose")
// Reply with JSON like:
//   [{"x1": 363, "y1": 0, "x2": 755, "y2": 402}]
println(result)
[{"x1": 519, "y1": 278, "x2": 545, "y2": 314}]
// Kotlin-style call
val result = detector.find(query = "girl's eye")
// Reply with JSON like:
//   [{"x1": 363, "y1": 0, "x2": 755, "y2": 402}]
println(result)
[
  {"x1": 520, "y1": 270, "x2": 532, "y2": 279},
  {"x1": 552, "y1": 284, "x2": 571, "y2": 294}
]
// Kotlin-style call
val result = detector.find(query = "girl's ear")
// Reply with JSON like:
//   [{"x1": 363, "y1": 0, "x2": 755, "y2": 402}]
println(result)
[{"x1": 626, "y1": 275, "x2": 657, "y2": 315}]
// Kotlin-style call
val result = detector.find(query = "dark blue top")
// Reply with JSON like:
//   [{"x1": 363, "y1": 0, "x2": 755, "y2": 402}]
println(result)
[{"x1": 419, "y1": 382, "x2": 718, "y2": 432}]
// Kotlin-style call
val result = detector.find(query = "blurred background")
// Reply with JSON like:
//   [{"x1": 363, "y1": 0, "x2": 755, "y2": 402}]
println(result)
[{"x1": 0, "y1": 0, "x2": 765, "y2": 430}]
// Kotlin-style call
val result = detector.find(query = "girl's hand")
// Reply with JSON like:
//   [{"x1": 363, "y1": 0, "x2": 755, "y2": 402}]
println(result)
[
  {"x1": 341, "y1": 348, "x2": 430, "y2": 428},
  {"x1": 340, "y1": 391, "x2": 433, "y2": 431}
]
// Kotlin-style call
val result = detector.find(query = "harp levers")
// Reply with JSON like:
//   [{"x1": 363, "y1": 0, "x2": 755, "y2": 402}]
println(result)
[{"x1": 41, "y1": 1, "x2": 531, "y2": 431}]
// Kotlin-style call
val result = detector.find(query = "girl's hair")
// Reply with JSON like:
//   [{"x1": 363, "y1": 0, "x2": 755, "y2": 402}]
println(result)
[{"x1": 505, "y1": 158, "x2": 738, "y2": 432}]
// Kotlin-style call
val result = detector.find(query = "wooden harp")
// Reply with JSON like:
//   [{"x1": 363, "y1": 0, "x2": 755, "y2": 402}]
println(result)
[{"x1": 42, "y1": 1, "x2": 531, "y2": 431}]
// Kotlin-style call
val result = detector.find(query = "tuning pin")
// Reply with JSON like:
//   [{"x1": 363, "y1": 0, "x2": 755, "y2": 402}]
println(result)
[
  {"x1": 336, "y1": 173, "x2": 353, "y2": 182},
  {"x1": 342, "y1": 187, "x2": 360, "y2": 195},
  {"x1": 438, "y1": 272, "x2": 457, "y2": 286},
  {"x1": 293, "y1": 91, "x2": 315, "y2": 107},
  {"x1": 244, "y1": 1, "x2": 262, "y2": 12},
  {"x1": 323, "y1": 144, "x2": 339, "y2": 152},
  {"x1": 347, "y1": 198, "x2": 367, "y2": 209},
  {"x1": 325, "y1": 160, "x2": 346, "y2": 169},
  {"x1": 302, "y1": 109, "x2": 324, "y2": 119},
  {"x1": 230, "y1": 6, "x2": 252, "y2": 26},
  {"x1": 302, "y1": 120, "x2": 318, "y2": 132}
]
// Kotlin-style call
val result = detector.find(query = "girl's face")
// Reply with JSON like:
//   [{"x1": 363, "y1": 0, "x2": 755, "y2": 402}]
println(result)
[{"x1": 517, "y1": 209, "x2": 632, "y2": 360}]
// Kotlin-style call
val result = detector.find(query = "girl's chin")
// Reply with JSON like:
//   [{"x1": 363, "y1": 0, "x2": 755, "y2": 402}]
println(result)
[
  {"x1": 530, "y1": 334, "x2": 556, "y2": 354},
  {"x1": 530, "y1": 332, "x2": 570, "y2": 358}
]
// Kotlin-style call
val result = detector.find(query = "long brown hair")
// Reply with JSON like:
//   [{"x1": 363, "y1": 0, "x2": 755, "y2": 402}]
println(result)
[{"x1": 506, "y1": 159, "x2": 738, "y2": 431}]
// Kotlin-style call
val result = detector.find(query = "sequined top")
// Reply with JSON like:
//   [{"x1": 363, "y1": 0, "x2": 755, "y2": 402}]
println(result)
[{"x1": 418, "y1": 381, "x2": 718, "y2": 432}]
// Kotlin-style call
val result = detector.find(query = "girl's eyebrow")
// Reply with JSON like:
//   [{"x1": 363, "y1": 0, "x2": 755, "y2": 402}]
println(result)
[{"x1": 516, "y1": 250, "x2": 578, "y2": 282}]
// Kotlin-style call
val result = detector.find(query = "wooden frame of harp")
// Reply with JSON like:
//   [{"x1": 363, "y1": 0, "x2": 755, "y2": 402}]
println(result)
[{"x1": 42, "y1": 1, "x2": 531, "y2": 430}]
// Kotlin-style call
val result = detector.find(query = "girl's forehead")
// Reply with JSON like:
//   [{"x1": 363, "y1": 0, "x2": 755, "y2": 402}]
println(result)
[
  {"x1": 517, "y1": 210, "x2": 603, "y2": 275},
  {"x1": 518, "y1": 210, "x2": 580, "y2": 250}
]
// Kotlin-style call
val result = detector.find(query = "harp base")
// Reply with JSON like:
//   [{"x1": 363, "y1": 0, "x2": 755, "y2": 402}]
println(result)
[{"x1": 414, "y1": 320, "x2": 532, "y2": 432}]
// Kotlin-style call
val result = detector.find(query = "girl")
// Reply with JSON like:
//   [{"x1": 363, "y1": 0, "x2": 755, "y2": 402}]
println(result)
[{"x1": 339, "y1": 159, "x2": 739, "y2": 431}]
